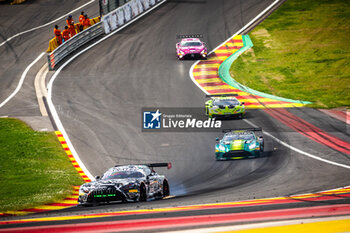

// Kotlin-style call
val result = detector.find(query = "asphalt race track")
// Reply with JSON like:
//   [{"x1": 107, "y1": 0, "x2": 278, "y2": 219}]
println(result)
[
  {"x1": 50, "y1": 0, "x2": 350, "y2": 210},
  {"x1": 0, "y1": 0, "x2": 349, "y2": 227}
]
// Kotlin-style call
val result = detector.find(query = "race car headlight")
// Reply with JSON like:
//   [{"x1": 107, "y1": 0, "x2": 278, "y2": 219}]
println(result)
[
  {"x1": 219, "y1": 145, "x2": 226, "y2": 151},
  {"x1": 211, "y1": 106, "x2": 218, "y2": 112},
  {"x1": 180, "y1": 50, "x2": 185, "y2": 55},
  {"x1": 79, "y1": 186, "x2": 90, "y2": 196},
  {"x1": 81, "y1": 187, "x2": 90, "y2": 193},
  {"x1": 249, "y1": 143, "x2": 256, "y2": 150},
  {"x1": 201, "y1": 50, "x2": 206, "y2": 54}
]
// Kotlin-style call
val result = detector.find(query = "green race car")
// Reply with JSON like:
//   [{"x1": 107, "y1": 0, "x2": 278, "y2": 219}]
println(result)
[
  {"x1": 205, "y1": 94, "x2": 245, "y2": 119},
  {"x1": 215, "y1": 128, "x2": 264, "y2": 160}
]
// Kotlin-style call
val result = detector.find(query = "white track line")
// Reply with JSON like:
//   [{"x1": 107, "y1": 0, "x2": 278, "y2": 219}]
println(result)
[
  {"x1": 0, "y1": 0, "x2": 96, "y2": 48},
  {"x1": 244, "y1": 119, "x2": 350, "y2": 170},
  {"x1": 0, "y1": 52, "x2": 45, "y2": 108},
  {"x1": 188, "y1": 0, "x2": 350, "y2": 170},
  {"x1": 47, "y1": 1, "x2": 167, "y2": 180},
  {"x1": 0, "y1": 0, "x2": 96, "y2": 106}
]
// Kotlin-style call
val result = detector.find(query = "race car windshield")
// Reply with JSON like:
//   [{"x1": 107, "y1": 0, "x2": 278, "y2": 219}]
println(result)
[
  {"x1": 102, "y1": 171, "x2": 145, "y2": 180},
  {"x1": 213, "y1": 99, "x2": 239, "y2": 106},
  {"x1": 223, "y1": 133, "x2": 254, "y2": 141},
  {"x1": 181, "y1": 41, "x2": 202, "y2": 47}
]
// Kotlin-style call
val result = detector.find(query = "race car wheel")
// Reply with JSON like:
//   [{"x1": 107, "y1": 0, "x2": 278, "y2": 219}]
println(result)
[
  {"x1": 121, "y1": 196, "x2": 127, "y2": 203},
  {"x1": 139, "y1": 183, "x2": 147, "y2": 202},
  {"x1": 81, "y1": 203, "x2": 93, "y2": 207},
  {"x1": 162, "y1": 180, "x2": 170, "y2": 197},
  {"x1": 260, "y1": 141, "x2": 264, "y2": 152},
  {"x1": 82, "y1": 200, "x2": 97, "y2": 207}
]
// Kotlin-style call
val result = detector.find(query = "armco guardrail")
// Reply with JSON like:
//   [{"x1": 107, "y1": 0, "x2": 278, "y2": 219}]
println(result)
[
  {"x1": 47, "y1": 22, "x2": 104, "y2": 70},
  {"x1": 47, "y1": 0, "x2": 165, "y2": 70}
]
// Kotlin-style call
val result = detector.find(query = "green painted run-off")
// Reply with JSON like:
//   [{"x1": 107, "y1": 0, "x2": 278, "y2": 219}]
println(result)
[{"x1": 218, "y1": 35, "x2": 312, "y2": 104}]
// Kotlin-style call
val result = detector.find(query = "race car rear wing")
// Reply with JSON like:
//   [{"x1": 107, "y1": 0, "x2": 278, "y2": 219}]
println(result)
[
  {"x1": 145, "y1": 163, "x2": 172, "y2": 169},
  {"x1": 206, "y1": 94, "x2": 238, "y2": 98},
  {"x1": 177, "y1": 34, "x2": 203, "y2": 39},
  {"x1": 115, "y1": 163, "x2": 172, "y2": 169},
  {"x1": 222, "y1": 128, "x2": 262, "y2": 133}
]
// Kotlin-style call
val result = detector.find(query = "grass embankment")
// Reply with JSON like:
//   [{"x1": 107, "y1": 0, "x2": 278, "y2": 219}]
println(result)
[
  {"x1": 230, "y1": 0, "x2": 350, "y2": 108},
  {"x1": 0, "y1": 118, "x2": 84, "y2": 212}
]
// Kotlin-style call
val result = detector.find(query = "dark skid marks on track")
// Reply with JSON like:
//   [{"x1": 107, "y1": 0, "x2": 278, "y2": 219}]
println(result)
[{"x1": 178, "y1": 147, "x2": 283, "y2": 198}]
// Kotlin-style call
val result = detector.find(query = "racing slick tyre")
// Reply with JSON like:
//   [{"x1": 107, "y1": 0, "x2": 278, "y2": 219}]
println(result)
[
  {"x1": 260, "y1": 142, "x2": 264, "y2": 152},
  {"x1": 82, "y1": 200, "x2": 97, "y2": 207},
  {"x1": 81, "y1": 203, "x2": 93, "y2": 207},
  {"x1": 162, "y1": 180, "x2": 170, "y2": 197},
  {"x1": 139, "y1": 183, "x2": 147, "y2": 202},
  {"x1": 121, "y1": 196, "x2": 127, "y2": 203}
]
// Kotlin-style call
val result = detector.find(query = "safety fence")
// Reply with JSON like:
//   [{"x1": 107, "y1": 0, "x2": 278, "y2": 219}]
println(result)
[
  {"x1": 99, "y1": 0, "x2": 129, "y2": 16},
  {"x1": 102, "y1": 0, "x2": 163, "y2": 34},
  {"x1": 47, "y1": 0, "x2": 165, "y2": 70},
  {"x1": 46, "y1": 17, "x2": 101, "y2": 53},
  {"x1": 47, "y1": 20, "x2": 104, "y2": 70}
]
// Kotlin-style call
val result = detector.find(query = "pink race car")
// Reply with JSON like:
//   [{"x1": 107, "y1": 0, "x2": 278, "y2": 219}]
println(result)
[{"x1": 176, "y1": 35, "x2": 207, "y2": 60}]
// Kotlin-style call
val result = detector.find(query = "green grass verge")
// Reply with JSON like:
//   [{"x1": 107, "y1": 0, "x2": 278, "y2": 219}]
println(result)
[
  {"x1": 0, "y1": 118, "x2": 84, "y2": 212},
  {"x1": 230, "y1": 0, "x2": 350, "y2": 108}
]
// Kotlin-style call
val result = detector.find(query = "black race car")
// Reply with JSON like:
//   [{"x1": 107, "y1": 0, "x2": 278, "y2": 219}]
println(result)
[{"x1": 78, "y1": 163, "x2": 171, "y2": 206}]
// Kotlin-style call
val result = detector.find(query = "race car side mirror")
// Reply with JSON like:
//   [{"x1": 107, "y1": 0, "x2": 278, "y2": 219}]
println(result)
[
  {"x1": 241, "y1": 102, "x2": 245, "y2": 105},
  {"x1": 95, "y1": 176, "x2": 100, "y2": 180},
  {"x1": 216, "y1": 137, "x2": 219, "y2": 142}
]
